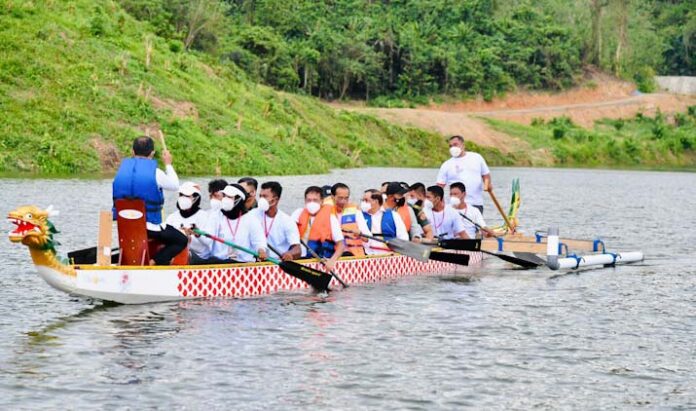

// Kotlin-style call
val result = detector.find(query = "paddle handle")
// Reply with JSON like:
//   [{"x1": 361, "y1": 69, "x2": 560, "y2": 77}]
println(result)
[
  {"x1": 157, "y1": 130, "x2": 168, "y2": 151},
  {"x1": 488, "y1": 190, "x2": 513, "y2": 231},
  {"x1": 459, "y1": 212, "x2": 499, "y2": 239},
  {"x1": 193, "y1": 228, "x2": 280, "y2": 264}
]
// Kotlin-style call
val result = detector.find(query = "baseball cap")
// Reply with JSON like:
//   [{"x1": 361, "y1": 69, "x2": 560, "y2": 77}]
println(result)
[{"x1": 386, "y1": 182, "x2": 409, "y2": 196}]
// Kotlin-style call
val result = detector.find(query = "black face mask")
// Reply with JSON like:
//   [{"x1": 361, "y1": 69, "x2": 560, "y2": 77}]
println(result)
[
  {"x1": 395, "y1": 197, "x2": 406, "y2": 207},
  {"x1": 415, "y1": 199, "x2": 423, "y2": 208},
  {"x1": 177, "y1": 195, "x2": 201, "y2": 218}
]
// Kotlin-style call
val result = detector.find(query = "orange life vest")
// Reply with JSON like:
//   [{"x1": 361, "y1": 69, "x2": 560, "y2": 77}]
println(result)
[
  {"x1": 297, "y1": 205, "x2": 335, "y2": 258},
  {"x1": 396, "y1": 205, "x2": 412, "y2": 230}
]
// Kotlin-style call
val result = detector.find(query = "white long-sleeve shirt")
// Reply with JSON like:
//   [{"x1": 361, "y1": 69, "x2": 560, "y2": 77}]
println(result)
[
  {"x1": 147, "y1": 164, "x2": 179, "y2": 231},
  {"x1": 199, "y1": 211, "x2": 267, "y2": 263},
  {"x1": 364, "y1": 209, "x2": 409, "y2": 255},
  {"x1": 165, "y1": 209, "x2": 209, "y2": 257}
]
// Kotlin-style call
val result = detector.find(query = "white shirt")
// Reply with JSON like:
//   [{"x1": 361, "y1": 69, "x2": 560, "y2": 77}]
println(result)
[
  {"x1": 199, "y1": 211, "x2": 267, "y2": 263},
  {"x1": 455, "y1": 205, "x2": 486, "y2": 239},
  {"x1": 146, "y1": 164, "x2": 180, "y2": 231},
  {"x1": 258, "y1": 209, "x2": 300, "y2": 259},
  {"x1": 425, "y1": 205, "x2": 467, "y2": 239},
  {"x1": 165, "y1": 209, "x2": 209, "y2": 258},
  {"x1": 291, "y1": 208, "x2": 344, "y2": 257},
  {"x1": 436, "y1": 152, "x2": 490, "y2": 206},
  {"x1": 336, "y1": 207, "x2": 371, "y2": 236},
  {"x1": 364, "y1": 209, "x2": 409, "y2": 255}
]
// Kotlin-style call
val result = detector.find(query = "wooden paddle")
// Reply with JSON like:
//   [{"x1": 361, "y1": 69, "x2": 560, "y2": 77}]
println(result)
[
  {"x1": 487, "y1": 189, "x2": 514, "y2": 232},
  {"x1": 458, "y1": 213, "x2": 542, "y2": 269},
  {"x1": 194, "y1": 229, "x2": 332, "y2": 291},
  {"x1": 345, "y1": 230, "x2": 431, "y2": 262},
  {"x1": 157, "y1": 129, "x2": 168, "y2": 151},
  {"x1": 299, "y1": 239, "x2": 348, "y2": 288}
]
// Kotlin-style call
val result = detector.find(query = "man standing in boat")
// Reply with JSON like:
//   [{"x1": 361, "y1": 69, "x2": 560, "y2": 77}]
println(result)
[
  {"x1": 258, "y1": 181, "x2": 301, "y2": 261},
  {"x1": 436, "y1": 135, "x2": 492, "y2": 215},
  {"x1": 112, "y1": 136, "x2": 187, "y2": 265}
]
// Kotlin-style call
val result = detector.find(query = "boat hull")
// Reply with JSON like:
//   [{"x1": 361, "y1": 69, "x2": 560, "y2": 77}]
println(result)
[{"x1": 42, "y1": 253, "x2": 481, "y2": 304}]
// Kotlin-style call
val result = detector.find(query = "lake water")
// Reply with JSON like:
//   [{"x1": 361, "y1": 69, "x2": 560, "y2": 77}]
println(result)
[{"x1": 1, "y1": 167, "x2": 694, "y2": 410}]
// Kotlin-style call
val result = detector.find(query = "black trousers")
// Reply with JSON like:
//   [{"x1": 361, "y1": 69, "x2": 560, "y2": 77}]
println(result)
[
  {"x1": 147, "y1": 225, "x2": 188, "y2": 265},
  {"x1": 188, "y1": 252, "x2": 237, "y2": 265}
]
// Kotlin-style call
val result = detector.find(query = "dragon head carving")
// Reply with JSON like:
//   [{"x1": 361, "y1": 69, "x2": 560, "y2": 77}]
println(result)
[{"x1": 8, "y1": 205, "x2": 60, "y2": 252}]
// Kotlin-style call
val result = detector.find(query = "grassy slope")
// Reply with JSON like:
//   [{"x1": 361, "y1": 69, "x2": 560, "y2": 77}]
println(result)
[
  {"x1": 485, "y1": 114, "x2": 696, "y2": 170},
  {"x1": 1, "y1": 0, "x2": 510, "y2": 177}
]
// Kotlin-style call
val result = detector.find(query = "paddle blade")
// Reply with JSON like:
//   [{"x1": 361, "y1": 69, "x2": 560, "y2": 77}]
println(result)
[
  {"x1": 386, "y1": 238, "x2": 431, "y2": 262},
  {"x1": 482, "y1": 250, "x2": 541, "y2": 269},
  {"x1": 429, "y1": 251, "x2": 470, "y2": 266},
  {"x1": 279, "y1": 260, "x2": 333, "y2": 291},
  {"x1": 437, "y1": 238, "x2": 482, "y2": 251}
]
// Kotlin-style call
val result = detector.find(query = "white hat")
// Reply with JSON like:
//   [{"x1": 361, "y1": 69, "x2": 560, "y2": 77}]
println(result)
[
  {"x1": 221, "y1": 184, "x2": 246, "y2": 200},
  {"x1": 179, "y1": 181, "x2": 201, "y2": 196}
]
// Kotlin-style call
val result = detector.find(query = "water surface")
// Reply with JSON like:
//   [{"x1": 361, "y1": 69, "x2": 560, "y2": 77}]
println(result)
[{"x1": 1, "y1": 167, "x2": 694, "y2": 409}]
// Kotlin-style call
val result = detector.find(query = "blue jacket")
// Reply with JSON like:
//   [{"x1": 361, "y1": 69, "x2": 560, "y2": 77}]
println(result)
[
  {"x1": 363, "y1": 210, "x2": 397, "y2": 240},
  {"x1": 112, "y1": 158, "x2": 164, "y2": 224}
]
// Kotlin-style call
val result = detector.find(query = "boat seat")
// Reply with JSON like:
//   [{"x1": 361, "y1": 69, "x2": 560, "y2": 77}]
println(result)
[{"x1": 115, "y1": 199, "x2": 189, "y2": 266}]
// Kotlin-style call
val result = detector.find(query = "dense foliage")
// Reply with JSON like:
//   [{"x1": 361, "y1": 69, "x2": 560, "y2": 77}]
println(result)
[{"x1": 119, "y1": 0, "x2": 695, "y2": 102}]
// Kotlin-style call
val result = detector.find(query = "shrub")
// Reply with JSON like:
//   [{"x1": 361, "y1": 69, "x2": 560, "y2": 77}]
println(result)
[{"x1": 633, "y1": 66, "x2": 657, "y2": 93}]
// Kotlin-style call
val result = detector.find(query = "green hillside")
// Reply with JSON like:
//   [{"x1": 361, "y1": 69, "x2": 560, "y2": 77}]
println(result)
[{"x1": 0, "y1": 0, "x2": 508, "y2": 177}]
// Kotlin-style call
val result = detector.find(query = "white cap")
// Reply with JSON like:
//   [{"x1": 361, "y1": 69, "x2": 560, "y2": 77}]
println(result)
[
  {"x1": 221, "y1": 184, "x2": 246, "y2": 200},
  {"x1": 179, "y1": 182, "x2": 201, "y2": 196}
]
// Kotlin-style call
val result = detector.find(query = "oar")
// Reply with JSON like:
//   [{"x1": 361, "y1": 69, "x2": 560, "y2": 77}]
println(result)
[
  {"x1": 299, "y1": 239, "x2": 348, "y2": 288},
  {"x1": 157, "y1": 129, "x2": 168, "y2": 151},
  {"x1": 194, "y1": 228, "x2": 332, "y2": 291},
  {"x1": 429, "y1": 250, "x2": 470, "y2": 266},
  {"x1": 459, "y1": 213, "x2": 542, "y2": 269},
  {"x1": 373, "y1": 233, "x2": 481, "y2": 252},
  {"x1": 487, "y1": 189, "x2": 514, "y2": 232},
  {"x1": 345, "y1": 230, "x2": 431, "y2": 262}
]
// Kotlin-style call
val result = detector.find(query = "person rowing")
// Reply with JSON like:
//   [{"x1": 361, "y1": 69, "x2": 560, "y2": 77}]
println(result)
[
  {"x1": 360, "y1": 189, "x2": 409, "y2": 255},
  {"x1": 331, "y1": 183, "x2": 370, "y2": 257},
  {"x1": 112, "y1": 136, "x2": 187, "y2": 265},
  {"x1": 258, "y1": 181, "x2": 301, "y2": 261},
  {"x1": 386, "y1": 182, "x2": 429, "y2": 241},
  {"x1": 292, "y1": 186, "x2": 345, "y2": 271},
  {"x1": 164, "y1": 182, "x2": 209, "y2": 264},
  {"x1": 197, "y1": 184, "x2": 267, "y2": 264},
  {"x1": 424, "y1": 185, "x2": 469, "y2": 239},
  {"x1": 449, "y1": 182, "x2": 495, "y2": 238},
  {"x1": 238, "y1": 177, "x2": 259, "y2": 215},
  {"x1": 436, "y1": 135, "x2": 492, "y2": 215},
  {"x1": 404, "y1": 182, "x2": 434, "y2": 241}
]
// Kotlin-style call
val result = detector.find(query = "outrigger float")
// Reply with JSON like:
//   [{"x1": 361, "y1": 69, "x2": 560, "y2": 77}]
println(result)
[{"x1": 8, "y1": 181, "x2": 643, "y2": 305}]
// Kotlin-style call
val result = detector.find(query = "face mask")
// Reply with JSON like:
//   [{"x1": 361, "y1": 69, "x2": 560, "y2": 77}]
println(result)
[
  {"x1": 382, "y1": 194, "x2": 387, "y2": 202},
  {"x1": 449, "y1": 196, "x2": 461, "y2": 207},
  {"x1": 221, "y1": 197, "x2": 238, "y2": 211},
  {"x1": 306, "y1": 201, "x2": 321, "y2": 215},
  {"x1": 360, "y1": 201, "x2": 371, "y2": 213},
  {"x1": 210, "y1": 198, "x2": 222, "y2": 211},
  {"x1": 449, "y1": 146, "x2": 462, "y2": 158},
  {"x1": 257, "y1": 197, "x2": 270, "y2": 212},
  {"x1": 395, "y1": 197, "x2": 405, "y2": 207},
  {"x1": 406, "y1": 198, "x2": 417, "y2": 205},
  {"x1": 424, "y1": 199, "x2": 434, "y2": 210},
  {"x1": 177, "y1": 196, "x2": 193, "y2": 211}
]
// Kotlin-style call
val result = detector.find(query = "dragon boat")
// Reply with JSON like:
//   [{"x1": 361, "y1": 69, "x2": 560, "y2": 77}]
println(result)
[{"x1": 8, "y1": 205, "x2": 482, "y2": 304}]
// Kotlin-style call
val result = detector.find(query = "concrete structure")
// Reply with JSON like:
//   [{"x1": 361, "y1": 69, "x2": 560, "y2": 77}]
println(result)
[{"x1": 655, "y1": 76, "x2": 696, "y2": 95}]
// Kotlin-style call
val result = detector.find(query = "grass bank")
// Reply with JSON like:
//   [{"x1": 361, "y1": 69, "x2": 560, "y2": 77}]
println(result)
[
  {"x1": 484, "y1": 109, "x2": 696, "y2": 170},
  {"x1": 1, "y1": 0, "x2": 512, "y2": 177}
]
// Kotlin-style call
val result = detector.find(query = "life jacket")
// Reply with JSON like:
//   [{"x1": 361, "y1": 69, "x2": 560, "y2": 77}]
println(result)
[
  {"x1": 364, "y1": 210, "x2": 397, "y2": 239},
  {"x1": 297, "y1": 205, "x2": 335, "y2": 258},
  {"x1": 112, "y1": 158, "x2": 164, "y2": 224},
  {"x1": 338, "y1": 204, "x2": 365, "y2": 257},
  {"x1": 396, "y1": 205, "x2": 412, "y2": 231}
]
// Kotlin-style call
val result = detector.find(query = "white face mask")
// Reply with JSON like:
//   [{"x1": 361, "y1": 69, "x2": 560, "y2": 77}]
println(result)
[
  {"x1": 360, "y1": 201, "x2": 371, "y2": 213},
  {"x1": 382, "y1": 193, "x2": 387, "y2": 202},
  {"x1": 257, "y1": 197, "x2": 270, "y2": 212},
  {"x1": 406, "y1": 197, "x2": 417, "y2": 205},
  {"x1": 177, "y1": 196, "x2": 193, "y2": 210},
  {"x1": 210, "y1": 198, "x2": 222, "y2": 211},
  {"x1": 449, "y1": 196, "x2": 461, "y2": 207},
  {"x1": 305, "y1": 201, "x2": 321, "y2": 215},
  {"x1": 449, "y1": 146, "x2": 462, "y2": 158},
  {"x1": 424, "y1": 199, "x2": 434, "y2": 210},
  {"x1": 221, "y1": 197, "x2": 238, "y2": 211}
]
